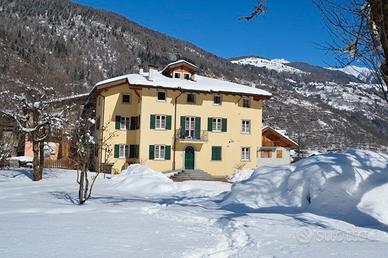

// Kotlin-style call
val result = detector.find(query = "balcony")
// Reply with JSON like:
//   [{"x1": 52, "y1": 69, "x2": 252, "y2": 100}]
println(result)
[{"x1": 175, "y1": 128, "x2": 208, "y2": 142}]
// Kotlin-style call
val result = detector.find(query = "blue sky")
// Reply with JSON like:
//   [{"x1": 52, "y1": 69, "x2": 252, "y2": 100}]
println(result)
[{"x1": 73, "y1": 0, "x2": 339, "y2": 66}]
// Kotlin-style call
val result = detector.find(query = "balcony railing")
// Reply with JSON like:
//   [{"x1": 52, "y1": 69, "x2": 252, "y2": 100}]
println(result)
[{"x1": 175, "y1": 129, "x2": 208, "y2": 142}]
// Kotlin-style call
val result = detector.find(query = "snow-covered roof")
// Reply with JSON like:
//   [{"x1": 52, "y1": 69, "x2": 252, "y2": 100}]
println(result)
[
  {"x1": 94, "y1": 70, "x2": 271, "y2": 97},
  {"x1": 262, "y1": 126, "x2": 298, "y2": 147},
  {"x1": 160, "y1": 59, "x2": 198, "y2": 74}
]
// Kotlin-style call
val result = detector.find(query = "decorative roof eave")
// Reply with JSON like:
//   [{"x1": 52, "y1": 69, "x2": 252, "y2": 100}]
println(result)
[
  {"x1": 160, "y1": 60, "x2": 199, "y2": 74},
  {"x1": 262, "y1": 126, "x2": 299, "y2": 149}
]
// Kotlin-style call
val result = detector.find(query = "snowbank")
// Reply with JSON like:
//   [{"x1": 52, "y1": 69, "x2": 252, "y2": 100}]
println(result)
[
  {"x1": 222, "y1": 150, "x2": 388, "y2": 227},
  {"x1": 110, "y1": 164, "x2": 188, "y2": 196},
  {"x1": 227, "y1": 169, "x2": 254, "y2": 183},
  {"x1": 9, "y1": 156, "x2": 33, "y2": 162}
]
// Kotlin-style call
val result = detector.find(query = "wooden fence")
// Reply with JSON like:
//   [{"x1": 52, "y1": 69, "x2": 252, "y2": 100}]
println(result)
[{"x1": 44, "y1": 158, "x2": 76, "y2": 170}]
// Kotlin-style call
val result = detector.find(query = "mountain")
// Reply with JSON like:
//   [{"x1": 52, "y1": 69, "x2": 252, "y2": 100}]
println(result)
[
  {"x1": 0, "y1": 0, "x2": 387, "y2": 153},
  {"x1": 230, "y1": 56, "x2": 306, "y2": 75},
  {"x1": 326, "y1": 65, "x2": 376, "y2": 84}
]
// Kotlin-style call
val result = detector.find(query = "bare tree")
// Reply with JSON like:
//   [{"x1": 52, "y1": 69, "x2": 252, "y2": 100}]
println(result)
[
  {"x1": 73, "y1": 105, "x2": 96, "y2": 204},
  {"x1": 73, "y1": 105, "x2": 116, "y2": 204},
  {"x1": 98, "y1": 121, "x2": 117, "y2": 178},
  {"x1": 239, "y1": 0, "x2": 268, "y2": 21},
  {"x1": 0, "y1": 85, "x2": 70, "y2": 181},
  {"x1": 312, "y1": 0, "x2": 388, "y2": 103},
  {"x1": 241, "y1": 0, "x2": 388, "y2": 103}
]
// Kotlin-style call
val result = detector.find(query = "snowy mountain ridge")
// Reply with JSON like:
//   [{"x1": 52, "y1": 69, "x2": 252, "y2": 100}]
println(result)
[
  {"x1": 231, "y1": 56, "x2": 307, "y2": 75},
  {"x1": 326, "y1": 65, "x2": 375, "y2": 83}
]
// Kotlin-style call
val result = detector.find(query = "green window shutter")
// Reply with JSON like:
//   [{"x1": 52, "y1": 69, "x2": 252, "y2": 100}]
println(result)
[
  {"x1": 208, "y1": 117, "x2": 213, "y2": 131},
  {"x1": 114, "y1": 144, "x2": 119, "y2": 158},
  {"x1": 150, "y1": 115, "x2": 156, "y2": 129},
  {"x1": 180, "y1": 116, "x2": 185, "y2": 138},
  {"x1": 129, "y1": 145, "x2": 135, "y2": 158},
  {"x1": 130, "y1": 117, "x2": 136, "y2": 130},
  {"x1": 212, "y1": 146, "x2": 221, "y2": 161},
  {"x1": 165, "y1": 145, "x2": 171, "y2": 160},
  {"x1": 115, "y1": 116, "x2": 121, "y2": 129},
  {"x1": 222, "y1": 118, "x2": 227, "y2": 132},
  {"x1": 149, "y1": 145, "x2": 155, "y2": 160},
  {"x1": 195, "y1": 117, "x2": 201, "y2": 139},
  {"x1": 166, "y1": 115, "x2": 172, "y2": 130}
]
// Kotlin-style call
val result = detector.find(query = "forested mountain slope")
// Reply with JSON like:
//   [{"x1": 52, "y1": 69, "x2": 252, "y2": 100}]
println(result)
[{"x1": 0, "y1": 0, "x2": 387, "y2": 152}]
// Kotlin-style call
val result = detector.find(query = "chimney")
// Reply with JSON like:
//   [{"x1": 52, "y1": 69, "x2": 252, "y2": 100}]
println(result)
[
  {"x1": 191, "y1": 73, "x2": 196, "y2": 81},
  {"x1": 148, "y1": 66, "x2": 157, "y2": 81},
  {"x1": 139, "y1": 67, "x2": 144, "y2": 75}
]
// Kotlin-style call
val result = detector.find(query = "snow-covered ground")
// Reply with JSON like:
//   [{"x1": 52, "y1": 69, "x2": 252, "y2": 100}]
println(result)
[{"x1": 1, "y1": 150, "x2": 388, "y2": 257}]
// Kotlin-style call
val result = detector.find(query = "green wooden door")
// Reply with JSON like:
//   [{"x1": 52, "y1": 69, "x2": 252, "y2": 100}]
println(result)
[{"x1": 185, "y1": 146, "x2": 195, "y2": 170}]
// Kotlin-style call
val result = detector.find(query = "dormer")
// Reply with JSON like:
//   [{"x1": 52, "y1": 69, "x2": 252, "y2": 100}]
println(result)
[{"x1": 161, "y1": 60, "x2": 198, "y2": 80}]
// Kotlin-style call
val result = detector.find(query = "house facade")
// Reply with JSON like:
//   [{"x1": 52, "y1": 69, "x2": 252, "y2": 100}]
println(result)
[
  {"x1": 257, "y1": 126, "x2": 298, "y2": 167},
  {"x1": 91, "y1": 60, "x2": 271, "y2": 177}
]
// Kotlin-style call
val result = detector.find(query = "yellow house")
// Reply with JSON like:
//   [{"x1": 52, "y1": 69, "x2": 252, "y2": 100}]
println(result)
[{"x1": 90, "y1": 60, "x2": 271, "y2": 177}]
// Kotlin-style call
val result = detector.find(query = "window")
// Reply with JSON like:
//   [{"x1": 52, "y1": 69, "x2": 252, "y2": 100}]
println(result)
[
  {"x1": 211, "y1": 146, "x2": 222, "y2": 161},
  {"x1": 241, "y1": 147, "x2": 250, "y2": 161},
  {"x1": 242, "y1": 98, "x2": 251, "y2": 108},
  {"x1": 187, "y1": 93, "x2": 196, "y2": 104},
  {"x1": 241, "y1": 120, "x2": 251, "y2": 134},
  {"x1": 261, "y1": 149, "x2": 272, "y2": 158},
  {"x1": 122, "y1": 94, "x2": 131, "y2": 104},
  {"x1": 154, "y1": 145, "x2": 166, "y2": 160},
  {"x1": 212, "y1": 118, "x2": 222, "y2": 132},
  {"x1": 174, "y1": 73, "x2": 181, "y2": 79},
  {"x1": 119, "y1": 144, "x2": 129, "y2": 159},
  {"x1": 213, "y1": 95, "x2": 222, "y2": 105},
  {"x1": 155, "y1": 115, "x2": 166, "y2": 129},
  {"x1": 184, "y1": 73, "x2": 190, "y2": 80},
  {"x1": 276, "y1": 150, "x2": 283, "y2": 159},
  {"x1": 157, "y1": 91, "x2": 166, "y2": 101},
  {"x1": 115, "y1": 144, "x2": 139, "y2": 159},
  {"x1": 120, "y1": 117, "x2": 130, "y2": 130}
]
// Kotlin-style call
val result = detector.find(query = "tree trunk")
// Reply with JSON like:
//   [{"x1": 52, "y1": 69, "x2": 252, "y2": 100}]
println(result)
[
  {"x1": 32, "y1": 140, "x2": 42, "y2": 181},
  {"x1": 79, "y1": 169, "x2": 86, "y2": 204},
  {"x1": 369, "y1": 0, "x2": 388, "y2": 101},
  {"x1": 39, "y1": 141, "x2": 44, "y2": 179}
]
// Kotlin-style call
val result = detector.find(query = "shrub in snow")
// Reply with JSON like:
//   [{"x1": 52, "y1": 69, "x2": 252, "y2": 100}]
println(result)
[
  {"x1": 0, "y1": 142, "x2": 12, "y2": 169},
  {"x1": 222, "y1": 149, "x2": 388, "y2": 227}
]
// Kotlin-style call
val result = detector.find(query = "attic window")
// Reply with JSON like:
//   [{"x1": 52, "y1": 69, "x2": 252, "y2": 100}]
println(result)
[
  {"x1": 187, "y1": 93, "x2": 196, "y2": 104},
  {"x1": 184, "y1": 73, "x2": 190, "y2": 80},
  {"x1": 174, "y1": 73, "x2": 181, "y2": 79},
  {"x1": 122, "y1": 94, "x2": 131, "y2": 104}
]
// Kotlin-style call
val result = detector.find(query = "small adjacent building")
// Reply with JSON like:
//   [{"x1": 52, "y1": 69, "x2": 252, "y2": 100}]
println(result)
[
  {"x1": 257, "y1": 126, "x2": 298, "y2": 167},
  {"x1": 90, "y1": 60, "x2": 272, "y2": 177}
]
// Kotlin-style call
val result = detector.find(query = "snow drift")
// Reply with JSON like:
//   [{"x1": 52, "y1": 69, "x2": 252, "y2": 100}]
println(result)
[
  {"x1": 222, "y1": 150, "x2": 388, "y2": 227},
  {"x1": 110, "y1": 164, "x2": 186, "y2": 196}
]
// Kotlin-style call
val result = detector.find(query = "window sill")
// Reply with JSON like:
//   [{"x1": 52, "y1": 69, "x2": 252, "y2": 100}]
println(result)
[
  {"x1": 154, "y1": 128, "x2": 167, "y2": 131},
  {"x1": 240, "y1": 159, "x2": 251, "y2": 162},
  {"x1": 154, "y1": 158, "x2": 166, "y2": 161},
  {"x1": 241, "y1": 132, "x2": 251, "y2": 135}
]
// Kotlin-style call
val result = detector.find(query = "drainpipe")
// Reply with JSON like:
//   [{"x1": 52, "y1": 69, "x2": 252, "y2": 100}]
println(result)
[
  {"x1": 173, "y1": 89, "x2": 183, "y2": 171},
  {"x1": 99, "y1": 95, "x2": 105, "y2": 173}
]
